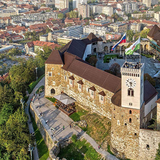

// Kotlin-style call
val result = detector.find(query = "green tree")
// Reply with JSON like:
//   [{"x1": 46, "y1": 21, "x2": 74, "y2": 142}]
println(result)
[
  {"x1": 155, "y1": 143, "x2": 160, "y2": 160},
  {"x1": 0, "y1": 103, "x2": 13, "y2": 126},
  {"x1": 36, "y1": 45, "x2": 52, "y2": 67},
  {"x1": 127, "y1": 30, "x2": 134, "y2": 41},
  {"x1": 140, "y1": 28, "x2": 150, "y2": 38},
  {"x1": 109, "y1": 63, "x2": 121, "y2": 77},
  {"x1": 0, "y1": 84, "x2": 14, "y2": 109},
  {"x1": 8, "y1": 48, "x2": 22, "y2": 56},
  {"x1": 46, "y1": 27, "x2": 51, "y2": 34},
  {"x1": 9, "y1": 58, "x2": 37, "y2": 94},
  {"x1": 58, "y1": 13, "x2": 64, "y2": 19},
  {"x1": 0, "y1": 108, "x2": 31, "y2": 159}
]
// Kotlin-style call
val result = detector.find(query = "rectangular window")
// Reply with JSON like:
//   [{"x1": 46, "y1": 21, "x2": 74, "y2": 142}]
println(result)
[
  {"x1": 101, "y1": 96, "x2": 104, "y2": 101},
  {"x1": 79, "y1": 84, "x2": 81, "y2": 89},
  {"x1": 64, "y1": 76, "x2": 67, "y2": 81},
  {"x1": 91, "y1": 91, "x2": 94, "y2": 95},
  {"x1": 48, "y1": 72, "x2": 52, "y2": 76},
  {"x1": 70, "y1": 80, "x2": 72, "y2": 85}
]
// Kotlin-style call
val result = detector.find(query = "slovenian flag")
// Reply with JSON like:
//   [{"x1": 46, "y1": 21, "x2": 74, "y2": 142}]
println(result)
[{"x1": 111, "y1": 33, "x2": 126, "y2": 51}]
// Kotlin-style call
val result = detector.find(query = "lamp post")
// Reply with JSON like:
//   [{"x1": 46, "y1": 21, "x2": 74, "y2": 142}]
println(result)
[
  {"x1": 35, "y1": 67, "x2": 38, "y2": 80},
  {"x1": 28, "y1": 144, "x2": 33, "y2": 160}
]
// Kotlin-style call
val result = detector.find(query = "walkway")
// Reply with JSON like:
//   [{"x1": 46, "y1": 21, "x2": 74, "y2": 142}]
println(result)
[
  {"x1": 31, "y1": 91, "x2": 119, "y2": 160},
  {"x1": 25, "y1": 76, "x2": 45, "y2": 160}
]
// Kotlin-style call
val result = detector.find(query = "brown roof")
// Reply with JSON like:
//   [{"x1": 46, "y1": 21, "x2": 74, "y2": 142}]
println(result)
[
  {"x1": 45, "y1": 50, "x2": 63, "y2": 64},
  {"x1": 77, "y1": 80, "x2": 84, "y2": 85},
  {"x1": 144, "y1": 80, "x2": 157, "y2": 105},
  {"x1": 111, "y1": 89, "x2": 121, "y2": 107},
  {"x1": 148, "y1": 25, "x2": 160, "y2": 38},
  {"x1": 156, "y1": 98, "x2": 160, "y2": 104},
  {"x1": 62, "y1": 52, "x2": 121, "y2": 93},
  {"x1": 89, "y1": 86, "x2": 96, "y2": 91},
  {"x1": 98, "y1": 91, "x2": 106, "y2": 96},
  {"x1": 27, "y1": 41, "x2": 34, "y2": 48},
  {"x1": 69, "y1": 75, "x2": 75, "y2": 80}
]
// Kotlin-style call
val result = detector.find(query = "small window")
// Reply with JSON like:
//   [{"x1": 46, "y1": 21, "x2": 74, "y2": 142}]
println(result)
[
  {"x1": 135, "y1": 133, "x2": 137, "y2": 136},
  {"x1": 70, "y1": 80, "x2": 72, "y2": 85},
  {"x1": 64, "y1": 76, "x2": 67, "y2": 81},
  {"x1": 129, "y1": 110, "x2": 132, "y2": 114},
  {"x1": 48, "y1": 72, "x2": 52, "y2": 76},
  {"x1": 129, "y1": 103, "x2": 132, "y2": 106},
  {"x1": 51, "y1": 68, "x2": 54, "y2": 70},
  {"x1": 129, "y1": 118, "x2": 132, "y2": 123},
  {"x1": 101, "y1": 96, "x2": 104, "y2": 101},
  {"x1": 79, "y1": 84, "x2": 81, "y2": 89},
  {"x1": 146, "y1": 144, "x2": 150, "y2": 150},
  {"x1": 125, "y1": 123, "x2": 127, "y2": 126},
  {"x1": 91, "y1": 91, "x2": 94, "y2": 96}
]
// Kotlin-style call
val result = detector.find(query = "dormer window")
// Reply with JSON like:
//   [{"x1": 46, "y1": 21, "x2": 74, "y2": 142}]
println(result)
[
  {"x1": 69, "y1": 76, "x2": 75, "y2": 87},
  {"x1": 89, "y1": 86, "x2": 96, "y2": 98},
  {"x1": 77, "y1": 80, "x2": 84, "y2": 92},
  {"x1": 98, "y1": 91, "x2": 106, "y2": 104}
]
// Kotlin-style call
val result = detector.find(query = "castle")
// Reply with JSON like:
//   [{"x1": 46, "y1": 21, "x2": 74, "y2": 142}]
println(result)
[{"x1": 45, "y1": 33, "x2": 160, "y2": 160}]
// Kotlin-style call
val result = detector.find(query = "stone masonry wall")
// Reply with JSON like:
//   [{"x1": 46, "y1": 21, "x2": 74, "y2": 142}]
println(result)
[
  {"x1": 111, "y1": 104, "x2": 140, "y2": 160},
  {"x1": 139, "y1": 129, "x2": 160, "y2": 160},
  {"x1": 45, "y1": 64, "x2": 63, "y2": 97},
  {"x1": 60, "y1": 69, "x2": 114, "y2": 119},
  {"x1": 30, "y1": 103, "x2": 54, "y2": 151}
]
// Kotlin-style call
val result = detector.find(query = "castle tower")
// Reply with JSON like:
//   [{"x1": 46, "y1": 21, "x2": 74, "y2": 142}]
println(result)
[
  {"x1": 121, "y1": 61, "x2": 145, "y2": 109},
  {"x1": 111, "y1": 61, "x2": 145, "y2": 160}
]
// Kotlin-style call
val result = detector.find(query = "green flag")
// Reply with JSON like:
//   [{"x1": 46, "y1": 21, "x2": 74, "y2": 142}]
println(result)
[{"x1": 125, "y1": 37, "x2": 140, "y2": 55}]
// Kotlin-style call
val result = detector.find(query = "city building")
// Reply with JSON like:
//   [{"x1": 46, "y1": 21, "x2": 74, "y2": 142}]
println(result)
[
  {"x1": 25, "y1": 41, "x2": 61, "y2": 54},
  {"x1": 83, "y1": 25, "x2": 108, "y2": 38},
  {"x1": 0, "y1": 17, "x2": 11, "y2": 28},
  {"x1": 131, "y1": 11, "x2": 154, "y2": 19},
  {"x1": 154, "y1": 12, "x2": 160, "y2": 22},
  {"x1": 78, "y1": 3, "x2": 90, "y2": 18},
  {"x1": 106, "y1": 33, "x2": 121, "y2": 41},
  {"x1": 108, "y1": 22, "x2": 128, "y2": 33},
  {"x1": 90, "y1": 20, "x2": 111, "y2": 27},
  {"x1": 130, "y1": 23, "x2": 141, "y2": 32},
  {"x1": 56, "y1": 0, "x2": 69, "y2": 9},
  {"x1": 45, "y1": 33, "x2": 160, "y2": 160}
]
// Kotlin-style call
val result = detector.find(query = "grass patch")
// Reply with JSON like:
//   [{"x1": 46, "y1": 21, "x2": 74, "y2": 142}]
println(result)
[
  {"x1": 70, "y1": 106, "x2": 111, "y2": 149},
  {"x1": 46, "y1": 97, "x2": 56, "y2": 103},
  {"x1": 30, "y1": 111, "x2": 49, "y2": 160},
  {"x1": 103, "y1": 54, "x2": 122, "y2": 63},
  {"x1": 142, "y1": 54, "x2": 153, "y2": 58},
  {"x1": 58, "y1": 138, "x2": 101, "y2": 160},
  {"x1": 69, "y1": 106, "x2": 88, "y2": 121},
  {"x1": 107, "y1": 145, "x2": 114, "y2": 155},
  {"x1": 28, "y1": 74, "x2": 44, "y2": 94},
  {"x1": 36, "y1": 86, "x2": 44, "y2": 94}
]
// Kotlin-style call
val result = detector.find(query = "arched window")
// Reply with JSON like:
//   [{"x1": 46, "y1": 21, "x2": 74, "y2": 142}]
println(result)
[
  {"x1": 51, "y1": 88, "x2": 55, "y2": 94},
  {"x1": 128, "y1": 88, "x2": 134, "y2": 96},
  {"x1": 129, "y1": 118, "x2": 132, "y2": 123},
  {"x1": 129, "y1": 110, "x2": 132, "y2": 114}
]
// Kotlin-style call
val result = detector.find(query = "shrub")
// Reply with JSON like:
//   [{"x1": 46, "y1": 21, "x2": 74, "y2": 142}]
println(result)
[{"x1": 71, "y1": 134, "x2": 77, "y2": 143}]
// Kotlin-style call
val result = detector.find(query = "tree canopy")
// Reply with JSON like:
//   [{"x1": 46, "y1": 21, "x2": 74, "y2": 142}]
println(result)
[
  {"x1": 127, "y1": 30, "x2": 134, "y2": 41},
  {"x1": 140, "y1": 28, "x2": 150, "y2": 38},
  {"x1": 58, "y1": 13, "x2": 64, "y2": 19}
]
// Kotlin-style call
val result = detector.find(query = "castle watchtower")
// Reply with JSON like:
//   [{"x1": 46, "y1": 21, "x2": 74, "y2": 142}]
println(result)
[{"x1": 121, "y1": 61, "x2": 145, "y2": 110}]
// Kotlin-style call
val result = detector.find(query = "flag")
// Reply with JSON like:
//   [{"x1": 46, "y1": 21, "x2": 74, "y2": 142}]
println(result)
[
  {"x1": 111, "y1": 33, "x2": 126, "y2": 51},
  {"x1": 125, "y1": 37, "x2": 140, "y2": 55}
]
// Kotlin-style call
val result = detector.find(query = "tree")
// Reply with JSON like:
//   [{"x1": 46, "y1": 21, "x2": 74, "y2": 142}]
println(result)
[
  {"x1": 0, "y1": 84, "x2": 14, "y2": 110},
  {"x1": 46, "y1": 27, "x2": 51, "y2": 34},
  {"x1": 88, "y1": 56, "x2": 97, "y2": 66},
  {"x1": 0, "y1": 103, "x2": 13, "y2": 126},
  {"x1": 127, "y1": 30, "x2": 134, "y2": 41},
  {"x1": 155, "y1": 143, "x2": 160, "y2": 160},
  {"x1": 144, "y1": 73, "x2": 155, "y2": 86},
  {"x1": 8, "y1": 48, "x2": 22, "y2": 56},
  {"x1": 109, "y1": 63, "x2": 120, "y2": 77},
  {"x1": 0, "y1": 108, "x2": 31, "y2": 159},
  {"x1": 36, "y1": 45, "x2": 52, "y2": 67},
  {"x1": 9, "y1": 58, "x2": 37, "y2": 94},
  {"x1": 58, "y1": 13, "x2": 64, "y2": 19},
  {"x1": 140, "y1": 28, "x2": 150, "y2": 38}
]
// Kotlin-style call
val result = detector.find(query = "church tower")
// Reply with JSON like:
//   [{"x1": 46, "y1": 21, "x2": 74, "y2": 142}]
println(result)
[{"x1": 121, "y1": 61, "x2": 145, "y2": 109}]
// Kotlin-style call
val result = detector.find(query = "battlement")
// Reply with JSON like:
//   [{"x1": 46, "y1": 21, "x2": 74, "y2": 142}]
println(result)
[{"x1": 121, "y1": 62, "x2": 144, "y2": 73}]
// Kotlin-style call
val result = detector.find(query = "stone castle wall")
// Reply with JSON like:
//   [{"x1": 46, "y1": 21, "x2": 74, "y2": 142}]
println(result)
[
  {"x1": 139, "y1": 129, "x2": 160, "y2": 160},
  {"x1": 111, "y1": 104, "x2": 140, "y2": 160},
  {"x1": 30, "y1": 103, "x2": 55, "y2": 151}
]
